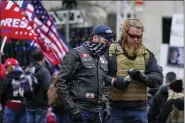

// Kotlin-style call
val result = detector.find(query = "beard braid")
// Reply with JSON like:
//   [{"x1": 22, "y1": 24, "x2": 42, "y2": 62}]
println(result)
[{"x1": 122, "y1": 42, "x2": 144, "y2": 58}]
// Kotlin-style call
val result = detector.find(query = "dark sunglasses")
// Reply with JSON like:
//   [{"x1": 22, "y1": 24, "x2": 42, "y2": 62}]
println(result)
[{"x1": 127, "y1": 32, "x2": 142, "y2": 39}]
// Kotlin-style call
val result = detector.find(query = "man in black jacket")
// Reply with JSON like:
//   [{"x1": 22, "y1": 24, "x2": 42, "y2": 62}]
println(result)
[
  {"x1": 24, "y1": 49, "x2": 51, "y2": 123},
  {"x1": 55, "y1": 24, "x2": 129, "y2": 123},
  {"x1": 107, "y1": 19, "x2": 163, "y2": 123},
  {"x1": 157, "y1": 79, "x2": 184, "y2": 123},
  {"x1": 148, "y1": 71, "x2": 176, "y2": 122},
  {"x1": 157, "y1": 98, "x2": 184, "y2": 123}
]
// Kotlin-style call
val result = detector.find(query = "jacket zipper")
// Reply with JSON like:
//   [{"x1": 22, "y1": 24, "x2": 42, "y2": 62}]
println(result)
[
  {"x1": 97, "y1": 56, "x2": 100, "y2": 104},
  {"x1": 77, "y1": 80, "x2": 80, "y2": 97}
]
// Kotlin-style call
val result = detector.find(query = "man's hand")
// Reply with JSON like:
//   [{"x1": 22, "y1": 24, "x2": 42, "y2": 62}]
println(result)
[
  {"x1": 113, "y1": 76, "x2": 131, "y2": 90},
  {"x1": 69, "y1": 107, "x2": 83, "y2": 122},
  {"x1": 127, "y1": 68, "x2": 145, "y2": 82}
]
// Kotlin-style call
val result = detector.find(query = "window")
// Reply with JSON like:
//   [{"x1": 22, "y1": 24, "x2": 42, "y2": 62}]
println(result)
[{"x1": 162, "y1": 17, "x2": 172, "y2": 44}]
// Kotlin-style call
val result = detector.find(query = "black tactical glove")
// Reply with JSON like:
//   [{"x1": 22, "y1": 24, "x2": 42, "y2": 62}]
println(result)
[
  {"x1": 127, "y1": 68, "x2": 145, "y2": 82},
  {"x1": 69, "y1": 107, "x2": 83, "y2": 122},
  {"x1": 102, "y1": 109, "x2": 111, "y2": 122},
  {"x1": 113, "y1": 76, "x2": 131, "y2": 90}
]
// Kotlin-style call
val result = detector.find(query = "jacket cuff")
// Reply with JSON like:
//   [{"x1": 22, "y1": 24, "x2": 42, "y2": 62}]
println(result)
[
  {"x1": 105, "y1": 75, "x2": 114, "y2": 86},
  {"x1": 142, "y1": 75, "x2": 150, "y2": 85}
]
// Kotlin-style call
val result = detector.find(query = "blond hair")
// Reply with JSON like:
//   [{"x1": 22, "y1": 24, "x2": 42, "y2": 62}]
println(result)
[{"x1": 120, "y1": 19, "x2": 144, "y2": 41}]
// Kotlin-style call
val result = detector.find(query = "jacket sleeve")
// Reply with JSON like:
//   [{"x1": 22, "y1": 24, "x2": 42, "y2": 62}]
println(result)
[
  {"x1": 143, "y1": 52, "x2": 163, "y2": 88},
  {"x1": 104, "y1": 50, "x2": 116, "y2": 86},
  {"x1": 148, "y1": 89, "x2": 168, "y2": 122},
  {"x1": 156, "y1": 100, "x2": 173, "y2": 123},
  {"x1": 0, "y1": 78, "x2": 9, "y2": 105},
  {"x1": 41, "y1": 68, "x2": 51, "y2": 92},
  {"x1": 55, "y1": 50, "x2": 80, "y2": 110},
  {"x1": 102, "y1": 85, "x2": 110, "y2": 110},
  {"x1": 107, "y1": 54, "x2": 117, "y2": 77},
  {"x1": 104, "y1": 75, "x2": 113, "y2": 86}
]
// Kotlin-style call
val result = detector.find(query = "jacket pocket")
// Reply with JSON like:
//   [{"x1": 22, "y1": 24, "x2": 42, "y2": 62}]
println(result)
[
  {"x1": 100, "y1": 64, "x2": 108, "y2": 72},
  {"x1": 70, "y1": 80, "x2": 81, "y2": 98},
  {"x1": 83, "y1": 63, "x2": 96, "y2": 69}
]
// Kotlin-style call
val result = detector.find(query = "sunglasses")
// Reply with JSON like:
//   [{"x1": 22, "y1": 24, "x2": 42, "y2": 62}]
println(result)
[{"x1": 127, "y1": 32, "x2": 142, "y2": 39}]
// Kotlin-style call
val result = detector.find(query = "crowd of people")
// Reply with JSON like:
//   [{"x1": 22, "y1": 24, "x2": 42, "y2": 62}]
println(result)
[{"x1": 0, "y1": 18, "x2": 184, "y2": 123}]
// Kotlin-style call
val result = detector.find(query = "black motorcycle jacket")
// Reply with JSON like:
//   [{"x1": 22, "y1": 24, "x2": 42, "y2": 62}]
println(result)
[{"x1": 56, "y1": 43, "x2": 111, "y2": 112}]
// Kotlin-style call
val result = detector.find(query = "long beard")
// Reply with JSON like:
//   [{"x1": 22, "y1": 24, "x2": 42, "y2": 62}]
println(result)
[{"x1": 122, "y1": 42, "x2": 144, "y2": 58}]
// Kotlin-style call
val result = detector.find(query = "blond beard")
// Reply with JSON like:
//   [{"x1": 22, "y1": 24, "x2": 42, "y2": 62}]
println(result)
[{"x1": 123, "y1": 42, "x2": 144, "y2": 58}]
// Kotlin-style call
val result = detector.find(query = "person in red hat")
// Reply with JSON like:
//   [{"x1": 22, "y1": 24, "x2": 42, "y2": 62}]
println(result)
[
  {"x1": 1, "y1": 58, "x2": 25, "y2": 123},
  {"x1": 3, "y1": 58, "x2": 20, "y2": 73}
]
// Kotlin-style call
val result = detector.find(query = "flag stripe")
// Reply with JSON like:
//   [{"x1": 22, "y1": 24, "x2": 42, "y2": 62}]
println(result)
[
  {"x1": 50, "y1": 24, "x2": 68, "y2": 51},
  {"x1": 32, "y1": 20, "x2": 66, "y2": 59},
  {"x1": 39, "y1": 27, "x2": 63, "y2": 59}
]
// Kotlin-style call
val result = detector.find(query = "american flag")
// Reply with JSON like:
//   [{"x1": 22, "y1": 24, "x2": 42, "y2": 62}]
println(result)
[{"x1": 17, "y1": 0, "x2": 69, "y2": 65}]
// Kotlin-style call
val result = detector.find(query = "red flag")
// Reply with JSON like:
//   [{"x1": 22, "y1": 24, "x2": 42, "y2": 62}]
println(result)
[
  {"x1": 0, "y1": 1, "x2": 61, "y2": 66},
  {"x1": 0, "y1": 1, "x2": 36, "y2": 40}
]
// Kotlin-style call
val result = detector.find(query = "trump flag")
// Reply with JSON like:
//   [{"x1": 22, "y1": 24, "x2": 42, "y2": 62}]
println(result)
[
  {"x1": 0, "y1": 1, "x2": 36, "y2": 40},
  {"x1": 0, "y1": 1, "x2": 63, "y2": 65}
]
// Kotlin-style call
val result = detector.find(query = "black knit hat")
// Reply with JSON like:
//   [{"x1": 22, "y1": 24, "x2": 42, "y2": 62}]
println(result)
[
  {"x1": 169, "y1": 79, "x2": 183, "y2": 93},
  {"x1": 31, "y1": 49, "x2": 44, "y2": 61}
]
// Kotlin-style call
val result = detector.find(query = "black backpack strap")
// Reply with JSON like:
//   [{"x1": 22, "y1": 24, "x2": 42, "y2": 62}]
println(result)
[
  {"x1": 35, "y1": 68, "x2": 43, "y2": 89},
  {"x1": 35, "y1": 66, "x2": 42, "y2": 73}
]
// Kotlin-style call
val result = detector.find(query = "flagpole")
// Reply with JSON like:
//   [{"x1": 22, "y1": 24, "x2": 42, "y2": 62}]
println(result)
[
  {"x1": 1, "y1": 36, "x2": 7, "y2": 55},
  {"x1": 0, "y1": 36, "x2": 7, "y2": 64},
  {"x1": 65, "y1": 10, "x2": 69, "y2": 43}
]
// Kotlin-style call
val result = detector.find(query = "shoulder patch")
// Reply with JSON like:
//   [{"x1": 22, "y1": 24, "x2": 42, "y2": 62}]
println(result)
[{"x1": 81, "y1": 53, "x2": 89, "y2": 58}]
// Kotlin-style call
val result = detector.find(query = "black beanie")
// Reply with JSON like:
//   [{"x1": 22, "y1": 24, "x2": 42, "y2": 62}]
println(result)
[
  {"x1": 31, "y1": 49, "x2": 44, "y2": 61},
  {"x1": 169, "y1": 79, "x2": 183, "y2": 93}
]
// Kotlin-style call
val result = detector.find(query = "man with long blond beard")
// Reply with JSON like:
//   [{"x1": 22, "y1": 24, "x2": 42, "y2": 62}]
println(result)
[{"x1": 106, "y1": 19, "x2": 163, "y2": 123}]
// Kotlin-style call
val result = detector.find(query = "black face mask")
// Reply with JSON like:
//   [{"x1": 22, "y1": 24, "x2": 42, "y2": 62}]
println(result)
[{"x1": 85, "y1": 41, "x2": 110, "y2": 56}]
